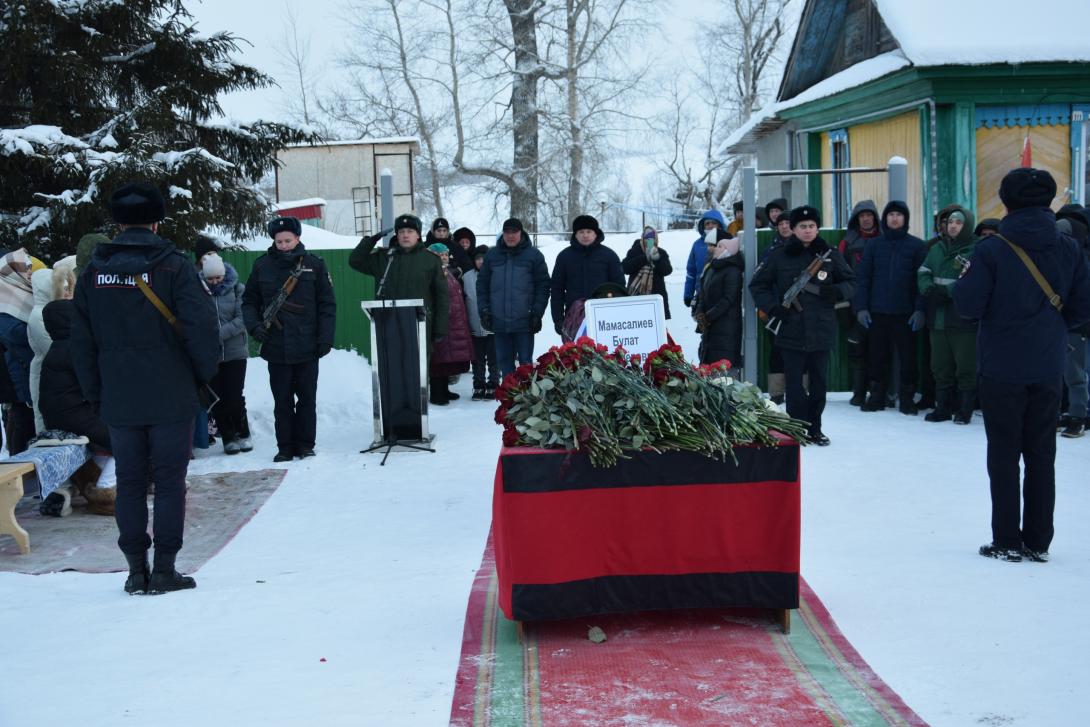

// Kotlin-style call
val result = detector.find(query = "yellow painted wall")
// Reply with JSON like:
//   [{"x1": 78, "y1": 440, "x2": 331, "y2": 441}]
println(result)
[
  {"x1": 820, "y1": 131, "x2": 832, "y2": 218},
  {"x1": 848, "y1": 112, "x2": 924, "y2": 233},
  {"x1": 976, "y1": 125, "x2": 1071, "y2": 221}
]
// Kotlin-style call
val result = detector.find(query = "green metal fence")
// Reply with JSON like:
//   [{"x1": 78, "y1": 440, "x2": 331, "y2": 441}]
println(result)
[{"x1": 220, "y1": 248, "x2": 376, "y2": 360}]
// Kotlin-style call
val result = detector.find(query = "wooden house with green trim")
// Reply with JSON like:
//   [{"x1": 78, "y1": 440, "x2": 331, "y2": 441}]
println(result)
[{"x1": 726, "y1": 0, "x2": 1090, "y2": 232}]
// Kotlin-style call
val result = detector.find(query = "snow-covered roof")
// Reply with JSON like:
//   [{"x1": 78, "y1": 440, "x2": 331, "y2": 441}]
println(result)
[
  {"x1": 273, "y1": 197, "x2": 326, "y2": 211},
  {"x1": 725, "y1": 51, "x2": 911, "y2": 153},
  {"x1": 285, "y1": 137, "x2": 420, "y2": 150},
  {"x1": 876, "y1": 0, "x2": 1090, "y2": 66},
  {"x1": 218, "y1": 223, "x2": 362, "y2": 251}
]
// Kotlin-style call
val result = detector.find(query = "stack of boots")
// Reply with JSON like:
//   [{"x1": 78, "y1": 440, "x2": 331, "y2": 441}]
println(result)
[
  {"x1": 925, "y1": 388, "x2": 954, "y2": 422},
  {"x1": 849, "y1": 369, "x2": 867, "y2": 407},
  {"x1": 429, "y1": 376, "x2": 449, "y2": 406},
  {"x1": 149, "y1": 553, "x2": 196, "y2": 594},
  {"x1": 861, "y1": 383, "x2": 887, "y2": 412},
  {"x1": 124, "y1": 552, "x2": 151, "y2": 595},
  {"x1": 953, "y1": 390, "x2": 975, "y2": 425},
  {"x1": 898, "y1": 385, "x2": 918, "y2": 415}
]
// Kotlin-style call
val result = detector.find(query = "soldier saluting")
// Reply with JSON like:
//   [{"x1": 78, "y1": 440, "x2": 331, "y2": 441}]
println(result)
[
  {"x1": 242, "y1": 217, "x2": 337, "y2": 463},
  {"x1": 71, "y1": 182, "x2": 220, "y2": 595}
]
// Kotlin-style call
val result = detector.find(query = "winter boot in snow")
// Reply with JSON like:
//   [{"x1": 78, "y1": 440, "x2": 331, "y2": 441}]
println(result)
[
  {"x1": 39, "y1": 485, "x2": 73, "y2": 517},
  {"x1": 223, "y1": 438, "x2": 242, "y2": 455},
  {"x1": 1060, "y1": 419, "x2": 1084, "y2": 438},
  {"x1": 978, "y1": 543, "x2": 1022, "y2": 562},
  {"x1": 429, "y1": 376, "x2": 449, "y2": 406},
  {"x1": 1021, "y1": 547, "x2": 1050, "y2": 563},
  {"x1": 898, "y1": 385, "x2": 918, "y2": 415},
  {"x1": 238, "y1": 437, "x2": 253, "y2": 452},
  {"x1": 953, "y1": 390, "x2": 975, "y2": 425},
  {"x1": 273, "y1": 447, "x2": 293, "y2": 463},
  {"x1": 861, "y1": 383, "x2": 886, "y2": 412},
  {"x1": 925, "y1": 388, "x2": 954, "y2": 422},
  {"x1": 124, "y1": 552, "x2": 150, "y2": 595},
  {"x1": 849, "y1": 369, "x2": 867, "y2": 407},
  {"x1": 149, "y1": 553, "x2": 196, "y2": 594}
]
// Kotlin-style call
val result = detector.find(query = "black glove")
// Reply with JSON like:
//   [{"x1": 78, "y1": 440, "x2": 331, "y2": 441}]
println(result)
[
  {"x1": 683, "y1": 297, "x2": 693, "y2": 308},
  {"x1": 554, "y1": 320, "x2": 564, "y2": 336},
  {"x1": 318, "y1": 343, "x2": 332, "y2": 358},
  {"x1": 367, "y1": 228, "x2": 394, "y2": 243},
  {"x1": 925, "y1": 285, "x2": 950, "y2": 302},
  {"x1": 770, "y1": 305, "x2": 790, "y2": 321},
  {"x1": 251, "y1": 326, "x2": 269, "y2": 343},
  {"x1": 819, "y1": 285, "x2": 837, "y2": 303},
  {"x1": 481, "y1": 312, "x2": 493, "y2": 331},
  {"x1": 530, "y1": 315, "x2": 542, "y2": 334}
]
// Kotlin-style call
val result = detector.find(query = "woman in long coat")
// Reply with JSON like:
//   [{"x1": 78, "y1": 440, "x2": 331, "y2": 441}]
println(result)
[
  {"x1": 427, "y1": 244, "x2": 473, "y2": 405},
  {"x1": 621, "y1": 226, "x2": 673, "y2": 319},
  {"x1": 696, "y1": 236, "x2": 744, "y2": 366}
]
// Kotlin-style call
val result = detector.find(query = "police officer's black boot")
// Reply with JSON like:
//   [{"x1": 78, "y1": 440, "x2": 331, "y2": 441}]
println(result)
[
  {"x1": 849, "y1": 369, "x2": 867, "y2": 407},
  {"x1": 123, "y1": 552, "x2": 150, "y2": 595},
  {"x1": 953, "y1": 389, "x2": 975, "y2": 425},
  {"x1": 898, "y1": 385, "x2": 918, "y2": 415},
  {"x1": 149, "y1": 552, "x2": 196, "y2": 594},
  {"x1": 861, "y1": 382, "x2": 886, "y2": 412},
  {"x1": 925, "y1": 388, "x2": 954, "y2": 422}
]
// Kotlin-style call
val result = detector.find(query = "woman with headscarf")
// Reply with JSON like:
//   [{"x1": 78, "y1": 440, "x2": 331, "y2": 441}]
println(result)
[{"x1": 622, "y1": 226, "x2": 673, "y2": 319}]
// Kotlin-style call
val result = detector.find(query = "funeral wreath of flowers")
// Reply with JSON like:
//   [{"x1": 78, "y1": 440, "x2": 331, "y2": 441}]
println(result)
[{"x1": 494, "y1": 337, "x2": 811, "y2": 468}]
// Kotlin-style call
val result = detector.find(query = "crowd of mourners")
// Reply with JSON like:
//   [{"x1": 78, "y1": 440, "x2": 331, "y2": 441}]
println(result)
[{"x1": 4, "y1": 166, "x2": 1088, "y2": 590}]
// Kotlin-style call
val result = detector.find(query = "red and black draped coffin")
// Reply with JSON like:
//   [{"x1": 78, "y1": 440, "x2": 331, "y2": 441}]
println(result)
[{"x1": 492, "y1": 441, "x2": 801, "y2": 621}]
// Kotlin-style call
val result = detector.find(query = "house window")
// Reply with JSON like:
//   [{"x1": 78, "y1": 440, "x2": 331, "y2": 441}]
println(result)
[{"x1": 830, "y1": 129, "x2": 851, "y2": 227}]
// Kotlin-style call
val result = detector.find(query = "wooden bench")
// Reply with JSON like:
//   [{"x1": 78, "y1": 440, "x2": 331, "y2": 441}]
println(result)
[{"x1": 0, "y1": 461, "x2": 36, "y2": 554}]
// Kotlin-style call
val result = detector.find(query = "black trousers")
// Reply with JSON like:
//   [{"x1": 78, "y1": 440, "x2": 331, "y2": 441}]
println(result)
[
  {"x1": 211, "y1": 358, "x2": 247, "y2": 441},
  {"x1": 782, "y1": 349, "x2": 829, "y2": 435},
  {"x1": 472, "y1": 335, "x2": 498, "y2": 389},
  {"x1": 979, "y1": 376, "x2": 1060, "y2": 551},
  {"x1": 268, "y1": 360, "x2": 318, "y2": 451},
  {"x1": 868, "y1": 313, "x2": 917, "y2": 391},
  {"x1": 110, "y1": 418, "x2": 193, "y2": 559}
]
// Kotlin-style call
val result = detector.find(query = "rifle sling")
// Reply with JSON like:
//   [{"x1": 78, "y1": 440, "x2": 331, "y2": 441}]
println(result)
[
  {"x1": 995, "y1": 234, "x2": 1063, "y2": 312},
  {"x1": 135, "y1": 276, "x2": 181, "y2": 333}
]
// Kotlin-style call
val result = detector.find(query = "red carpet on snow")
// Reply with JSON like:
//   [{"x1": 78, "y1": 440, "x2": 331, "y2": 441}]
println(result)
[{"x1": 450, "y1": 533, "x2": 927, "y2": 726}]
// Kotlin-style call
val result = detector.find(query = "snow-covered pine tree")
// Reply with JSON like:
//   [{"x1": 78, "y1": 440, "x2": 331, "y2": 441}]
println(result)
[{"x1": 0, "y1": 0, "x2": 317, "y2": 259}]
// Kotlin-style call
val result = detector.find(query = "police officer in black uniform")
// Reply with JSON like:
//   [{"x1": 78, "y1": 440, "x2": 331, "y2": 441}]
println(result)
[
  {"x1": 241, "y1": 217, "x2": 336, "y2": 462},
  {"x1": 71, "y1": 182, "x2": 220, "y2": 595},
  {"x1": 749, "y1": 205, "x2": 854, "y2": 446}
]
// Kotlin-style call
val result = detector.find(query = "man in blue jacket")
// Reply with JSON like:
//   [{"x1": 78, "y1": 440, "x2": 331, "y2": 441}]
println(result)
[
  {"x1": 72, "y1": 182, "x2": 220, "y2": 595},
  {"x1": 683, "y1": 209, "x2": 728, "y2": 308},
  {"x1": 853, "y1": 201, "x2": 927, "y2": 414},
  {"x1": 477, "y1": 218, "x2": 550, "y2": 377},
  {"x1": 954, "y1": 168, "x2": 1090, "y2": 563}
]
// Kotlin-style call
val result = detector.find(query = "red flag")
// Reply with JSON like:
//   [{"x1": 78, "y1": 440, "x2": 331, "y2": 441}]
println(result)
[{"x1": 1020, "y1": 135, "x2": 1032, "y2": 167}]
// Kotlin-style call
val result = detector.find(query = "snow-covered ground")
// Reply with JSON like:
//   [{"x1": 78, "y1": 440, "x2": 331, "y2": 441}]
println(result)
[{"x1": 2, "y1": 230, "x2": 1087, "y2": 726}]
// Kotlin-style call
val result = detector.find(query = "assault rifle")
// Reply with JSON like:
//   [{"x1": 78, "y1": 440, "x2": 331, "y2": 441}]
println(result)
[
  {"x1": 765, "y1": 250, "x2": 832, "y2": 336},
  {"x1": 262, "y1": 260, "x2": 305, "y2": 330}
]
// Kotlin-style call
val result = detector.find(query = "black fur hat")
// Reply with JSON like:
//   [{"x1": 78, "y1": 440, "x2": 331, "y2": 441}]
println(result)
[
  {"x1": 394, "y1": 214, "x2": 422, "y2": 234},
  {"x1": 788, "y1": 205, "x2": 822, "y2": 228},
  {"x1": 572, "y1": 214, "x2": 601, "y2": 233},
  {"x1": 453, "y1": 227, "x2": 477, "y2": 246},
  {"x1": 732, "y1": 200, "x2": 744, "y2": 213},
  {"x1": 431, "y1": 217, "x2": 450, "y2": 231},
  {"x1": 999, "y1": 167, "x2": 1056, "y2": 210},
  {"x1": 110, "y1": 182, "x2": 166, "y2": 225},
  {"x1": 267, "y1": 216, "x2": 302, "y2": 238},
  {"x1": 473, "y1": 244, "x2": 490, "y2": 259}
]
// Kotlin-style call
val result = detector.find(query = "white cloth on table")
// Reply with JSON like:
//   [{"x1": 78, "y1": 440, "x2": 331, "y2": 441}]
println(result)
[{"x1": 4, "y1": 441, "x2": 90, "y2": 500}]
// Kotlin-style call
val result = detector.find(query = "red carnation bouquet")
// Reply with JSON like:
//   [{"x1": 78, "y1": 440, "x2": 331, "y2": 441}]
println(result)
[{"x1": 495, "y1": 338, "x2": 809, "y2": 467}]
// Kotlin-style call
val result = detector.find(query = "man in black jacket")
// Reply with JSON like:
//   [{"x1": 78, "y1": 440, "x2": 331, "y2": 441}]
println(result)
[
  {"x1": 550, "y1": 215, "x2": 624, "y2": 339},
  {"x1": 242, "y1": 217, "x2": 337, "y2": 462},
  {"x1": 749, "y1": 206, "x2": 854, "y2": 446},
  {"x1": 71, "y1": 182, "x2": 220, "y2": 595},
  {"x1": 954, "y1": 168, "x2": 1090, "y2": 563}
]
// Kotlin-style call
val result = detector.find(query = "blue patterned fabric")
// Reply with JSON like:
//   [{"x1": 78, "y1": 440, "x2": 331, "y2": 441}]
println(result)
[{"x1": 5, "y1": 443, "x2": 90, "y2": 499}]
